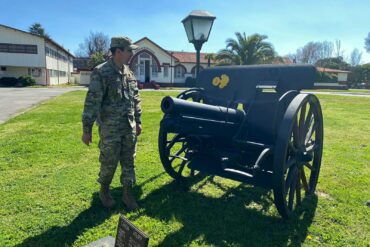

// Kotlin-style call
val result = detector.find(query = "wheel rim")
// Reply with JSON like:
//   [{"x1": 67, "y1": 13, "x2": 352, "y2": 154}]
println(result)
[
  {"x1": 159, "y1": 128, "x2": 200, "y2": 180},
  {"x1": 274, "y1": 94, "x2": 323, "y2": 218},
  {"x1": 158, "y1": 89, "x2": 203, "y2": 180}
]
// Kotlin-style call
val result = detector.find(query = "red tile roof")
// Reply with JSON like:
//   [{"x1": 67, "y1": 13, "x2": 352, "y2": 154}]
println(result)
[
  {"x1": 316, "y1": 67, "x2": 350, "y2": 73},
  {"x1": 171, "y1": 51, "x2": 215, "y2": 64}
]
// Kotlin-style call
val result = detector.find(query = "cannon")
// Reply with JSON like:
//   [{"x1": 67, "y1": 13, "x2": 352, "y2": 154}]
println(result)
[{"x1": 158, "y1": 64, "x2": 323, "y2": 218}]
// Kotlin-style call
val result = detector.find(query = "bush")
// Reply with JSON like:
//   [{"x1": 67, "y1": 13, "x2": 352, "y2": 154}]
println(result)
[
  {"x1": 316, "y1": 72, "x2": 337, "y2": 83},
  {"x1": 0, "y1": 77, "x2": 18, "y2": 87},
  {"x1": 18, "y1": 75, "x2": 36, "y2": 87}
]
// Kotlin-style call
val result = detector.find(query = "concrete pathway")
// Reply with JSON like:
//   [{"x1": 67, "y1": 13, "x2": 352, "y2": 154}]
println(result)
[{"x1": 0, "y1": 87, "x2": 86, "y2": 124}]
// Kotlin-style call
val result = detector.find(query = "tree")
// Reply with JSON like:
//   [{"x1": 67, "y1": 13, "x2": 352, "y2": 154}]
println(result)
[
  {"x1": 349, "y1": 48, "x2": 362, "y2": 66},
  {"x1": 76, "y1": 31, "x2": 110, "y2": 57},
  {"x1": 365, "y1": 33, "x2": 370, "y2": 53},
  {"x1": 294, "y1": 41, "x2": 334, "y2": 64},
  {"x1": 87, "y1": 52, "x2": 106, "y2": 68},
  {"x1": 315, "y1": 57, "x2": 350, "y2": 70},
  {"x1": 204, "y1": 53, "x2": 214, "y2": 67},
  {"x1": 28, "y1": 23, "x2": 50, "y2": 38},
  {"x1": 348, "y1": 63, "x2": 370, "y2": 87},
  {"x1": 335, "y1": 39, "x2": 343, "y2": 57},
  {"x1": 215, "y1": 33, "x2": 276, "y2": 65}
]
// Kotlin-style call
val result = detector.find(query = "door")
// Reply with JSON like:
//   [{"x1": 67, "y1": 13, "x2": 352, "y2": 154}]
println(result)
[{"x1": 145, "y1": 60, "x2": 150, "y2": 82}]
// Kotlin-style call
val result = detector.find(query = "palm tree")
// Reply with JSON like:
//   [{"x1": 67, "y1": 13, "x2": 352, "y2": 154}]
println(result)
[
  {"x1": 204, "y1": 53, "x2": 215, "y2": 67},
  {"x1": 215, "y1": 32, "x2": 276, "y2": 65}
]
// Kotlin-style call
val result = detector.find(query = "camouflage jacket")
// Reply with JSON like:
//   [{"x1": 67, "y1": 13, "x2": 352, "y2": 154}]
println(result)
[{"x1": 82, "y1": 59, "x2": 142, "y2": 133}]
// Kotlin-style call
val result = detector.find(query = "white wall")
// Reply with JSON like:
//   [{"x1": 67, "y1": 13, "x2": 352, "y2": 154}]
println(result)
[
  {"x1": 337, "y1": 73, "x2": 348, "y2": 82},
  {"x1": 0, "y1": 66, "x2": 47, "y2": 85},
  {"x1": 0, "y1": 26, "x2": 45, "y2": 68},
  {"x1": 45, "y1": 42, "x2": 73, "y2": 85},
  {"x1": 133, "y1": 39, "x2": 210, "y2": 85},
  {"x1": 80, "y1": 71, "x2": 92, "y2": 85}
]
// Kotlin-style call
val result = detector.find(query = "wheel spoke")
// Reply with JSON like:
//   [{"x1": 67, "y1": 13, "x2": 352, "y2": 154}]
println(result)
[
  {"x1": 301, "y1": 168, "x2": 309, "y2": 193},
  {"x1": 169, "y1": 146, "x2": 187, "y2": 162},
  {"x1": 296, "y1": 169, "x2": 302, "y2": 206},
  {"x1": 305, "y1": 122, "x2": 317, "y2": 145},
  {"x1": 284, "y1": 167, "x2": 295, "y2": 195},
  {"x1": 288, "y1": 167, "x2": 298, "y2": 211},
  {"x1": 303, "y1": 107, "x2": 313, "y2": 137},
  {"x1": 288, "y1": 142, "x2": 297, "y2": 153},
  {"x1": 166, "y1": 135, "x2": 185, "y2": 151},
  {"x1": 306, "y1": 143, "x2": 321, "y2": 153},
  {"x1": 285, "y1": 156, "x2": 297, "y2": 170},
  {"x1": 304, "y1": 162, "x2": 313, "y2": 170},
  {"x1": 177, "y1": 159, "x2": 187, "y2": 175}
]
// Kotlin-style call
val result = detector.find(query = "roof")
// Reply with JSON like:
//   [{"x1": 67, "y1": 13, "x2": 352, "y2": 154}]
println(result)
[
  {"x1": 0, "y1": 24, "x2": 74, "y2": 58},
  {"x1": 134, "y1": 37, "x2": 178, "y2": 60},
  {"x1": 316, "y1": 67, "x2": 350, "y2": 73},
  {"x1": 171, "y1": 51, "x2": 215, "y2": 64},
  {"x1": 134, "y1": 37, "x2": 215, "y2": 64}
]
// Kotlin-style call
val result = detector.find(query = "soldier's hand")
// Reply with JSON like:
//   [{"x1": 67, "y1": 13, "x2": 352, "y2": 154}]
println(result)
[
  {"x1": 136, "y1": 123, "x2": 142, "y2": 136},
  {"x1": 82, "y1": 133, "x2": 92, "y2": 146}
]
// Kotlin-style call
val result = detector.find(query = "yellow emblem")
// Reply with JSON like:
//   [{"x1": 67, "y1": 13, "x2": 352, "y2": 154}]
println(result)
[{"x1": 212, "y1": 74, "x2": 229, "y2": 89}]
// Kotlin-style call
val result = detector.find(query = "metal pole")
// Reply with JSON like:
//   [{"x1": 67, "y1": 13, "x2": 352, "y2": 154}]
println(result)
[
  {"x1": 196, "y1": 48, "x2": 200, "y2": 79},
  {"x1": 193, "y1": 41, "x2": 203, "y2": 81},
  {"x1": 170, "y1": 52, "x2": 173, "y2": 87}
]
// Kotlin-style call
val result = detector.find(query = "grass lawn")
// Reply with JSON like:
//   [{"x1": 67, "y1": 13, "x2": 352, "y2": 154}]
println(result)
[{"x1": 0, "y1": 91, "x2": 369, "y2": 247}]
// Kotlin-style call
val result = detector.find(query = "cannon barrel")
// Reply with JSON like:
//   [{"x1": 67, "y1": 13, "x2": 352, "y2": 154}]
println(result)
[
  {"x1": 160, "y1": 96, "x2": 245, "y2": 137},
  {"x1": 161, "y1": 96, "x2": 245, "y2": 122}
]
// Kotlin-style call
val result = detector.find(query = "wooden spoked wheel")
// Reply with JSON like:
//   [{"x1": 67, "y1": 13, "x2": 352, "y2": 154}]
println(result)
[
  {"x1": 158, "y1": 88, "x2": 203, "y2": 180},
  {"x1": 273, "y1": 93, "x2": 323, "y2": 218}
]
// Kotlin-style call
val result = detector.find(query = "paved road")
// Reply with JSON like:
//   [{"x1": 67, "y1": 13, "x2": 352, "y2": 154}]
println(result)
[{"x1": 0, "y1": 87, "x2": 85, "y2": 124}]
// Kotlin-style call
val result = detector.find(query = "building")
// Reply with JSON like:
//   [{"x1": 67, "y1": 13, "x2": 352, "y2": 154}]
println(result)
[
  {"x1": 0, "y1": 24, "x2": 74, "y2": 85},
  {"x1": 316, "y1": 67, "x2": 350, "y2": 82},
  {"x1": 130, "y1": 37, "x2": 214, "y2": 86}
]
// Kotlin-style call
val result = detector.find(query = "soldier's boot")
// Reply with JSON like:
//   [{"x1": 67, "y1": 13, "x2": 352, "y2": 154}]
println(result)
[
  {"x1": 122, "y1": 186, "x2": 139, "y2": 211},
  {"x1": 99, "y1": 184, "x2": 116, "y2": 208}
]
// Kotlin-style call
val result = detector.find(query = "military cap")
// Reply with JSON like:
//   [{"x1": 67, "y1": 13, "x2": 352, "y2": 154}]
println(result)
[{"x1": 110, "y1": 36, "x2": 138, "y2": 50}]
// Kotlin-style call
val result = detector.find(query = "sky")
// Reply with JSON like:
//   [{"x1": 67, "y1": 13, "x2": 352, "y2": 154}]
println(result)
[{"x1": 1, "y1": 0, "x2": 369, "y2": 63}]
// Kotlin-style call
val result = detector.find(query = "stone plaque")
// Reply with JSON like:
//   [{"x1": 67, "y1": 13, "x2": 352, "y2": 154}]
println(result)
[{"x1": 115, "y1": 215, "x2": 149, "y2": 247}]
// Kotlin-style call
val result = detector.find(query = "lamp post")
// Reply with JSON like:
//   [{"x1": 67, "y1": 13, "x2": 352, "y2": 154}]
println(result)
[{"x1": 182, "y1": 10, "x2": 216, "y2": 80}]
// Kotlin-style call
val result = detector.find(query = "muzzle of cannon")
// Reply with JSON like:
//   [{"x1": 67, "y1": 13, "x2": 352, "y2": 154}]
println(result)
[{"x1": 158, "y1": 64, "x2": 324, "y2": 219}]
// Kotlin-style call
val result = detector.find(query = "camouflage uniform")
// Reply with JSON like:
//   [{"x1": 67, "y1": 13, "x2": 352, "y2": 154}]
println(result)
[{"x1": 82, "y1": 58, "x2": 142, "y2": 187}]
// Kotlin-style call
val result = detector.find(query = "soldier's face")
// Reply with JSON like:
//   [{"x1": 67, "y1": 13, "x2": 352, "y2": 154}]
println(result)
[{"x1": 118, "y1": 47, "x2": 133, "y2": 65}]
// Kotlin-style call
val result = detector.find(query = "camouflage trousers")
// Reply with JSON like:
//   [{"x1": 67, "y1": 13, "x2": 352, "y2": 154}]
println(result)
[{"x1": 97, "y1": 120, "x2": 137, "y2": 186}]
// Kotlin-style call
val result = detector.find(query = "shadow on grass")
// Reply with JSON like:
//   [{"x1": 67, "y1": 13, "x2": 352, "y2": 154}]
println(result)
[
  {"x1": 139, "y1": 175, "x2": 318, "y2": 247},
  {"x1": 17, "y1": 174, "x2": 317, "y2": 247},
  {"x1": 15, "y1": 190, "x2": 127, "y2": 247}
]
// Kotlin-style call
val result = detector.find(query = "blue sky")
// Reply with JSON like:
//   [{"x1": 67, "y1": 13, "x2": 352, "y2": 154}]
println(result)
[{"x1": 1, "y1": 0, "x2": 369, "y2": 63}]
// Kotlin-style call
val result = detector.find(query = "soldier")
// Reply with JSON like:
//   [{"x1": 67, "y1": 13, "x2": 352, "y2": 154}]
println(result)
[{"x1": 81, "y1": 37, "x2": 142, "y2": 210}]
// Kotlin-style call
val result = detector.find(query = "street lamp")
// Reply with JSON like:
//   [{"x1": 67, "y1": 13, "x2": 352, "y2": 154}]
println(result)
[{"x1": 182, "y1": 10, "x2": 216, "y2": 79}]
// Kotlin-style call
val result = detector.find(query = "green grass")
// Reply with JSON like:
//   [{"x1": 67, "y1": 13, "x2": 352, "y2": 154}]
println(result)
[
  {"x1": 0, "y1": 91, "x2": 369, "y2": 247},
  {"x1": 305, "y1": 89, "x2": 370, "y2": 94}
]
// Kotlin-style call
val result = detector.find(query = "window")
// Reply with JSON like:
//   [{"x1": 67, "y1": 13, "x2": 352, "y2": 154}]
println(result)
[
  {"x1": 191, "y1": 65, "x2": 204, "y2": 78},
  {"x1": 0, "y1": 43, "x2": 37, "y2": 54},
  {"x1": 163, "y1": 64, "x2": 169, "y2": 77},
  {"x1": 175, "y1": 65, "x2": 186, "y2": 78},
  {"x1": 139, "y1": 52, "x2": 150, "y2": 59},
  {"x1": 151, "y1": 58, "x2": 158, "y2": 77},
  {"x1": 28, "y1": 68, "x2": 41, "y2": 77}
]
